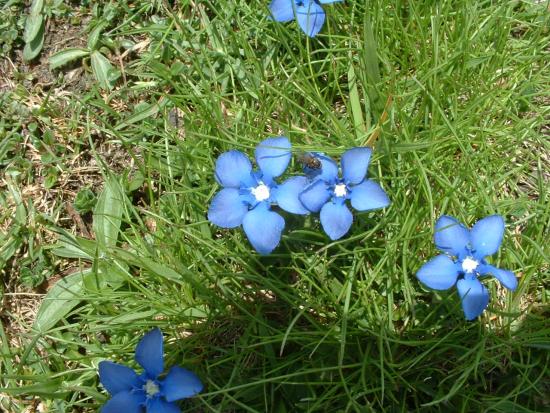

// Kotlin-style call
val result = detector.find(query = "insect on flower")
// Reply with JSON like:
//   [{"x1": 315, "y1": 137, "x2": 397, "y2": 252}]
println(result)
[
  {"x1": 416, "y1": 215, "x2": 518, "y2": 320},
  {"x1": 298, "y1": 152, "x2": 322, "y2": 170},
  {"x1": 98, "y1": 328, "x2": 203, "y2": 413},
  {"x1": 299, "y1": 147, "x2": 390, "y2": 240}
]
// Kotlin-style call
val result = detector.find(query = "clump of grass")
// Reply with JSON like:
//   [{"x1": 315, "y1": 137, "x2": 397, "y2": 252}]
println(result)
[{"x1": 1, "y1": 0, "x2": 549, "y2": 412}]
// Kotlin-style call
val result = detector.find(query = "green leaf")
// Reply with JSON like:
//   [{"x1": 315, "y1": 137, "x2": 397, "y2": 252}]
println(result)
[
  {"x1": 22, "y1": 22, "x2": 44, "y2": 61},
  {"x1": 33, "y1": 270, "x2": 87, "y2": 333},
  {"x1": 92, "y1": 177, "x2": 124, "y2": 249},
  {"x1": 49, "y1": 48, "x2": 90, "y2": 70},
  {"x1": 0, "y1": 378, "x2": 65, "y2": 397},
  {"x1": 29, "y1": 0, "x2": 44, "y2": 16},
  {"x1": 43, "y1": 167, "x2": 58, "y2": 189},
  {"x1": 348, "y1": 63, "x2": 366, "y2": 141},
  {"x1": 362, "y1": 18, "x2": 384, "y2": 118},
  {"x1": 20, "y1": 266, "x2": 46, "y2": 288},
  {"x1": 87, "y1": 21, "x2": 107, "y2": 50},
  {"x1": 112, "y1": 249, "x2": 199, "y2": 287},
  {"x1": 126, "y1": 171, "x2": 145, "y2": 192},
  {"x1": 5, "y1": 176, "x2": 26, "y2": 224},
  {"x1": 0, "y1": 236, "x2": 23, "y2": 273},
  {"x1": 181, "y1": 305, "x2": 209, "y2": 318},
  {"x1": 140, "y1": 258, "x2": 184, "y2": 282},
  {"x1": 52, "y1": 235, "x2": 95, "y2": 260},
  {"x1": 33, "y1": 265, "x2": 125, "y2": 333},
  {"x1": 90, "y1": 51, "x2": 117, "y2": 90},
  {"x1": 100, "y1": 310, "x2": 158, "y2": 325},
  {"x1": 23, "y1": 13, "x2": 43, "y2": 43},
  {"x1": 73, "y1": 187, "x2": 96, "y2": 213},
  {"x1": 114, "y1": 100, "x2": 165, "y2": 130}
]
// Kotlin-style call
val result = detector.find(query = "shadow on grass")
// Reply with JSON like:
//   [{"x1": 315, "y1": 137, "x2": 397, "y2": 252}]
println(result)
[{"x1": 187, "y1": 249, "x2": 549, "y2": 412}]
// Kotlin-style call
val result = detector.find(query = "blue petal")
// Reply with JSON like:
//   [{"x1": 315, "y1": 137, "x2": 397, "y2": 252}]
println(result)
[
  {"x1": 100, "y1": 390, "x2": 144, "y2": 413},
  {"x1": 341, "y1": 147, "x2": 372, "y2": 185},
  {"x1": 456, "y1": 276, "x2": 490, "y2": 320},
  {"x1": 416, "y1": 255, "x2": 460, "y2": 290},
  {"x1": 320, "y1": 201, "x2": 353, "y2": 240},
  {"x1": 470, "y1": 215, "x2": 505, "y2": 259},
  {"x1": 242, "y1": 204, "x2": 285, "y2": 255},
  {"x1": 478, "y1": 264, "x2": 518, "y2": 291},
  {"x1": 255, "y1": 136, "x2": 291, "y2": 179},
  {"x1": 434, "y1": 215, "x2": 470, "y2": 258},
  {"x1": 299, "y1": 179, "x2": 331, "y2": 212},
  {"x1": 208, "y1": 188, "x2": 248, "y2": 228},
  {"x1": 146, "y1": 397, "x2": 180, "y2": 413},
  {"x1": 349, "y1": 179, "x2": 390, "y2": 211},
  {"x1": 215, "y1": 150, "x2": 253, "y2": 188},
  {"x1": 135, "y1": 328, "x2": 164, "y2": 379},
  {"x1": 304, "y1": 153, "x2": 339, "y2": 183},
  {"x1": 98, "y1": 361, "x2": 140, "y2": 396},
  {"x1": 269, "y1": 0, "x2": 294, "y2": 22},
  {"x1": 274, "y1": 176, "x2": 309, "y2": 215},
  {"x1": 296, "y1": 1, "x2": 326, "y2": 37},
  {"x1": 162, "y1": 366, "x2": 203, "y2": 402}
]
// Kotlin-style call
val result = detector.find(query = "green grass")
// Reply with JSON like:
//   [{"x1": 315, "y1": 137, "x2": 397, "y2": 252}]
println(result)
[{"x1": 1, "y1": 0, "x2": 549, "y2": 411}]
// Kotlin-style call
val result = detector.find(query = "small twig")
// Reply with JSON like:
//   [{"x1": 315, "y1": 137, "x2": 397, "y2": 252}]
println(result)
[
  {"x1": 116, "y1": 48, "x2": 127, "y2": 86},
  {"x1": 364, "y1": 94, "x2": 393, "y2": 147},
  {"x1": 65, "y1": 201, "x2": 92, "y2": 239}
]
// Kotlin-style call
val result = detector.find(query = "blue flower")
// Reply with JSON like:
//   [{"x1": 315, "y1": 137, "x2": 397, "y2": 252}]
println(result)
[
  {"x1": 269, "y1": 0, "x2": 343, "y2": 38},
  {"x1": 208, "y1": 137, "x2": 308, "y2": 255},
  {"x1": 298, "y1": 147, "x2": 390, "y2": 240},
  {"x1": 416, "y1": 215, "x2": 518, "y2": 320},
  {"x1": 98, "y1": 328, "x2": 203, "y2": 413}
]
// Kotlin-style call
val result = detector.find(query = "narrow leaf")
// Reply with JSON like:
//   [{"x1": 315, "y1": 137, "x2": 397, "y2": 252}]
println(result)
[
  {"x1": 92, "y1": 177, "x2": 124, "y2": 249},
  {"x1": 0, "y1": 379, "x2": 65, "y2": 397},
  {"x1": 33, "y1": 266, "x2": 125, "y2": 332},
  {"x1": 22, "y1": 22, "x2": 44, "y2": 61},
  {"x1": 51, "y1": 234, "x2": 95, "y2": 260},
  {"x1": 49, "y1": 48, "x2": 90, "y2": 70},
  {"x1": 114, "y1": 101, "x2": 164, "y2": 130},
  {"x1": 33, "y1": 270, "x2": 87, "y2": 333},
  {"x1": 5, "y1": 176, "x2": 26, "y2": 224},
  {"x1": 0, "y1": 236, "x2": 23, "y2": 273},
  {"x1": 348, "y1": 63, "x2": 366, "y2": 141},
  {"x1": 362, "y1": 18, "x2": 384, "y2": 117},
  {"x1": 90, "y1": 51, "x2": 116, "y2": 90},
  {"x1": 23, "y1": 13, "x2": 43, "y2": 43},
  {"x1": 87, "y1": 21, "x2": 107, "y2": 50},
  {"x1": 29, "y1": 0, "x2": 44, "y2": 16}
]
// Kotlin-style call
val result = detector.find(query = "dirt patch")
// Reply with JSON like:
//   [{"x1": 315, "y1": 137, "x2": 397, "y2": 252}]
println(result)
[
  {"x1": 3, "y1": 10, "x2": 91, "y2": 91},
  {"x1": 0, "y1": 5, "x2": 139, "y2": 385}
]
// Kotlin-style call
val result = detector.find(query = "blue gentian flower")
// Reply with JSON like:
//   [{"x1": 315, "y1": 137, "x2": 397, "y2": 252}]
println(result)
[
  {"x1": 98, "y1": 328, "x2": 203, "y2": 413},
  {"x1": 208, "y1": 137, "x2": 308, "y2": 255},
  {"x1": 269, "y1": 0, "x2": 343, "y2": 38},
  {"x1": 416, "y1": 215, "x2": 518, "y2": 320},
  {"x1": 298, "y1": 147, "x2": 390, "y2": 240}
]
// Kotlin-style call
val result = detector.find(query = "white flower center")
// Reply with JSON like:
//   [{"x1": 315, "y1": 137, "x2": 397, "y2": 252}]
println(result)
[
  {"x1": 334, "y1": 184, "x2": 347, "y2": 197},
  {"x1": 143, "y1": 379, "x2": 160, "y2": 397},
  {"x1": 461, "y1": 257, "x2": 479, "y2": 274},
  {"x1": 251, "y1": 183, "x2": 270, "y2": 202}
]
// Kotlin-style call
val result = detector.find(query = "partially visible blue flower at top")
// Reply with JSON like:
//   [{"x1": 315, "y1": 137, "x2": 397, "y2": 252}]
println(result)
[
  {"x1": 98, "y1": 328, "x2": 203, "y2": 413},
  {"x1": 208, "y1": 137, "x2": 308, "y2": 255},
  {"x1": 416, "y1": 215, "x2": 518, "y2": 320},
  {"x1": 299, "y1": 147, "x2": 390, "y2": 240},
  {"x1": 269, "y1": 0, "x2": 343, "y2": 38}
]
